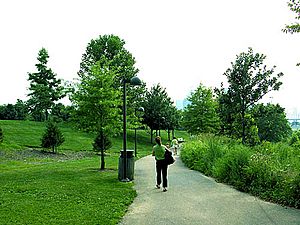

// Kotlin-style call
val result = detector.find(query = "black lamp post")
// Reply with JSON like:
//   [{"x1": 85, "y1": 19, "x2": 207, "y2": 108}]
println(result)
[
  {"x1": 121, "y1": 76, "x2": 142, "y2": 182},
  {"x1": 134, "y1": 107, "x2": 144, "y2": 157}
]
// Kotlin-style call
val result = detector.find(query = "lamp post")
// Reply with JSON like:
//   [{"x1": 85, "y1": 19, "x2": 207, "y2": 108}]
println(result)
[
  {"x1": 121, "y1": 76, "x2": 142, "y2": 182},
  {"x1": 134, "y1": 107, "x2": 144, "y2": 157}
]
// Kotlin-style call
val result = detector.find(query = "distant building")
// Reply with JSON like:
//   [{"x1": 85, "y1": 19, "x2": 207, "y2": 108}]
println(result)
[{"x1": 176, "y1": 99, "x2": 190, "y2": 110}]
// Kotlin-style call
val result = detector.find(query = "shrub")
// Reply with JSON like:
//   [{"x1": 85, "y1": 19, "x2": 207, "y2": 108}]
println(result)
[
  {"x1": 289, "y1": 130, "x2": 300, "y2": 147},
  {"x1": 181, "y1": 134, "x2": 300, "y2": 208},
  {"x1": 181, "y1": 134, "x2": 227, "y2": 175},
  {"x1": 213, "y1": 144, "x2": 251, "y2": 191}
]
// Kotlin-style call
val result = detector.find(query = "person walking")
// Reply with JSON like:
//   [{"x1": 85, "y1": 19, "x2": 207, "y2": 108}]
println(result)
[
  {"x1": 152, "y1": 136, "x2": 169, "y2": 192},
  {"x1": 171, "y1": 137, "x2": 179, "y2": 156}
]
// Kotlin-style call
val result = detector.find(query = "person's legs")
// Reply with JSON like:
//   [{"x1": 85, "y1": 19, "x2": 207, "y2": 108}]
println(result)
[
  {"x1": 156, "y1": 161, "x2": 162, "y2": 187},
  {"x1": 162, "y1": 164, "x2": 168, "y2": 189}
]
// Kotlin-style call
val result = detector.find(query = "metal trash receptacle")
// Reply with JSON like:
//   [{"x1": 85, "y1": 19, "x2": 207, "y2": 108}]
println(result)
[{"x1": 118, "y1": 150, "x2": 135, "y2": 181}]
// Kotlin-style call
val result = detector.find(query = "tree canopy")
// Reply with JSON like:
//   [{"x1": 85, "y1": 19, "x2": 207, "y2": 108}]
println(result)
[
  {"x1": 251, "y1": 103, "x2": 292, "y2": 143},
  {"x1": 182, "y1": 83, "x2": 219, "y2": 135},
  {"x1": 283, "y1": 0, "x2": 300, "y2": 34},
  {"x1": 78, "y1": 34, "x2": 138, "y2": 85},
  {"x1": 142, "y1": 84, "x2": 178, "y2": 142}
]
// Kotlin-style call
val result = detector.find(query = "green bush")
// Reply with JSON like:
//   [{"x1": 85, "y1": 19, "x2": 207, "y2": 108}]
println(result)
[
  {"x1": 181, "y1": 134, "x2": 226, "y2": 176},
  {"x1": 213, "y1": 144, "x2": 251, "y2": 191},
  {"x1": 290, "y1": 130, "x2": 300, "y2": 147},
  {"x1": 181, "y1": 135, "x2": 300, "y2": 209}
]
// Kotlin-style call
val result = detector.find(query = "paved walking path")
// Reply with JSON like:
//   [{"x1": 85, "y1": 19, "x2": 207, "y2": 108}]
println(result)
[{"x1": 119, "y1": 153, "x2": 300, "y2": 225}]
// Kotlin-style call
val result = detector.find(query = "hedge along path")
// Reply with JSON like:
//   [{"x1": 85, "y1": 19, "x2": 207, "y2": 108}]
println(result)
[{"x1": 119, "y1": 154, "x2": 300, "y2": 225}]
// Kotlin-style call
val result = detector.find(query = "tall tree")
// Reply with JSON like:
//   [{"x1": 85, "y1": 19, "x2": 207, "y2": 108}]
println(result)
[
  {"x1": 71, "y1": 58, "x2": 121, "y2": 170},
  {"x1": 221, "y1": 48, "x2": 283, "y2": 144},
  {"x1": 27, "y1": 48, "x2": 65, "y2": 121},
  {"x1": 78, "y1": 34, "x2": 139, "y2": 127},
  {"x1": 182, "y1": 83, "x2": 219, "y2": 135},
  {"x1": 142, "y1": 84, "x2": 177, "y2": 143},
  {"x1": 283, "y1": 0, "x2": 300, "y2": 34}
]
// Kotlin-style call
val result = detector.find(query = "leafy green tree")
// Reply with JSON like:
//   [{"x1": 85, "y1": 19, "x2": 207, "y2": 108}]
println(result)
[
  {"x1": 41, "y1": 121, "x2": 65, "y2": 153},
  {"x1": 78, "y1": 34, "x2": 140, "y2": 127},
  {"x1": 78, "y1": 34, "x2": 138, "y2": 87},
  {"x1": 251, "y1": 103, "x2": 292, "y2": 142},
  {"x1": 182, "y1": 83, "x2": 219, "y2": 135},
  {"x1": 15, "y1": 100, "x2": 27, "y2": 120},
  {"x1": 142, "y1": 84, "x2": 177, "y2": 143},
  {"x1": 27, "y1": 48, "x2": 65, "y2": 121},
  {"x1": 71, "y1": 58, "x2": 121, "y2": 169},
  {"x1": 283, "y1": 0, "x2": 300, "y2": 34},
  {"x1": 221, "y1": 48, "x2": 283, "y2": 144}
]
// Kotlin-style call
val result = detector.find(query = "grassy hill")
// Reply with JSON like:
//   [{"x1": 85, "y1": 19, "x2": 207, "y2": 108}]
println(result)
[{"x1": 0, "y1": 120, "x2": 189, "y2": 225}]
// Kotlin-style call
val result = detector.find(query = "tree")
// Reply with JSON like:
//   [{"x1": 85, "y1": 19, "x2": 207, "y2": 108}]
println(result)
[
  {"x1": 182, "y1": 83, "x2": 219, "y2": 135},
  {"x1": 71, "y1": 58, "x2": 121, "y2": 170},
  {"x1": 78, "y1": 34, "x2": 139, "y2": 128},
  {"x1": 142, "y1": 84, "x2": 178, "y2": 143},
  {"x1": 27, "y1": 48, "x2": 65, "y2": 121},
  {"x1": 41, "y1": 121, "x2": 65, "y2": 153},
  {"x1": 283, "y1": 0, "x2": 300, "y2": 34},
  {"x1": 14, "y1": 99, "x2": 28, "y2": 120},
  {"x1": 251, "y1": 103, "x2": 292, "y2": 143},
  {"x1": 221, "y1": 48, "x2": 283, "y2": 144}
]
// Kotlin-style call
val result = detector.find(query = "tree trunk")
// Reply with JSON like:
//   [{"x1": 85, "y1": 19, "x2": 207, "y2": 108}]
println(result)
[
  {"x1": 150, "y1": 129, "x2": 153, "y2": 144},
  {"x1": 100, "y1": 128, "x2": 105, "y2": 170},
  {"x1": 100, "y1": 149, "x2": 105, "y2": 170},
  {"x1": 241, "y1": 109, "x2": 246, "y2": 145},
  {"x1": 45, "y1": 110, "x2": 49, "y2": 121},
  {"x1": 168, "y1": 129, "x2": 171, "y2": 141}
]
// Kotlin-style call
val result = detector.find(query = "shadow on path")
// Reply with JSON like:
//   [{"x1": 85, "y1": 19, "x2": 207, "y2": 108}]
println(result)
[{"x1": 119, "y1": 155, "x2": 300, "y2": 225}]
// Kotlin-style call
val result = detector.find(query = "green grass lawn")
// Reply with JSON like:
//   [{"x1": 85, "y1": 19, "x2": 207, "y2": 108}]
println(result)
[{"x1": 0, "y1": 120, "x2": 189, "y2": 224}]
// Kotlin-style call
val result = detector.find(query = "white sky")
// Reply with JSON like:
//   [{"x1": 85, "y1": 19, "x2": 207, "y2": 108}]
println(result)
[{"x1": 0, "y1": 0, "x2": 299, "y2": 117}]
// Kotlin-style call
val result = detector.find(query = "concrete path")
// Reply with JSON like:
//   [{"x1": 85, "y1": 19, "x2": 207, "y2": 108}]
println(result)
[{"x1": 119, "y1": 154, "x2": 300, "y2": 225}]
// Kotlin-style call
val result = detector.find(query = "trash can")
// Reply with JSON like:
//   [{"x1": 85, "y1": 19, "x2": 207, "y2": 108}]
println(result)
[{"x1": 118, "y1": 150, "x2": 135, "y2": 181}]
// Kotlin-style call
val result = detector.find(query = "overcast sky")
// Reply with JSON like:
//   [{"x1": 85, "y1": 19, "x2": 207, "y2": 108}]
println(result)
[{"x1": 0, "y1": 0, "x2": 299, "y2": 117}]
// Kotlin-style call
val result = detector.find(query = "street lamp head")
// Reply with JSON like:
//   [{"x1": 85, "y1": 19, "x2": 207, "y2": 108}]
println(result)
[
  {"x1": 137, "y1": 107, "x2": 144, "y2": 112},
  {"x1": 130, "y1": 76, "x2": 142, "y2": 86}
]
